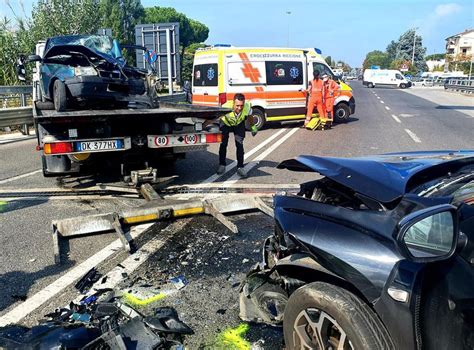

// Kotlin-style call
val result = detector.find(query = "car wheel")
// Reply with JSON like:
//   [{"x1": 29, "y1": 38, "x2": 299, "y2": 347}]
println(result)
[
  {"x1": 283, "y1": 282, "x2": 394, "y2": 350},
  {"x1": 334, "y1": 103, "x2": 351, "y2": 123},
  {"x1": 367, "y1": 82, "x2": 374, "y2": 88},
  {"x1": 53, "y1": 79, "x2": 67, "y2": 112},
  {"x1": 400, "y1": 83, "x2": 407, "y2": 89},
  {"x1": 249, "y1": 108, "x2": 266, "y2": 130}
]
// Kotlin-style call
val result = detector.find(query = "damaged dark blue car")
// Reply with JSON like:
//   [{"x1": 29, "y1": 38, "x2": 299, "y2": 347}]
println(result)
[{"x1": 240, "y1": 150, "x2": 474, "y2": 350}]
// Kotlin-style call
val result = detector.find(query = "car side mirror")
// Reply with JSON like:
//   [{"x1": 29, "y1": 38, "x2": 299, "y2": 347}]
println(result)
[
  {"x1": 396, "y1": 204, "x2": 459, "y2": 262},
  {"x1": 16, "y1": 55, "x2": 26, "y2": 82},
  {"x1": 27, "y1": 54, "x2": 42, "y2": 62}
]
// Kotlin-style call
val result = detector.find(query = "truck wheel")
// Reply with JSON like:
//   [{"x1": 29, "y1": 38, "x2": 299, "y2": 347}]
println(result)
[
  {"x1": 367, "y1": 82, "x2": 374, "y2": 88},
  {"x1": 283, "y1": 282, "x2": 394, "y2": 350},
  {"x1": 400, "y1": 83, "x2": 407, "y2": 89},
  {"x1": 334, "y1": 103, "x2": 351, "y2": 123},
  {"x1": 250, "y1": 108, "x2": 266, "y2": 130},
  {"x1": 53, "y1": 80, "x2": 67, "y2": 112}
]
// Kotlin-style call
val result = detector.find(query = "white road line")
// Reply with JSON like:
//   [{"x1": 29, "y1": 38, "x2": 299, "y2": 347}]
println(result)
[
  {"x1": 0, "y1": 170, "x2": 42, "y2": 185},
  {"x1": 0, "y1": 223, "x2": 150, "y2": 326},
  {"x1": 405, "y1": 129, "x2": 422, "y2": 143},
  {"x1": 380, "y1": 100, "x2": 385, "y2": 104},
  {"x1": 376, "y1": 96, "x2": 380, "y2": 99},
  {"x1": 391, "y1": 114, "x2": 402, "y2": 123},
  {"x1": 224, "y1": 127, "x2": 299, "y2": 184},
  {"x1": 385, "y1": 106, "x2": 390, "y2": 110},
  {"x1": 201, "y1": 128, "x2": 287, "y2": 184}
]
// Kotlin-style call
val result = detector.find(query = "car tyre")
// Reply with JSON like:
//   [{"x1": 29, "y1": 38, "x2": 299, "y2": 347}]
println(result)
[
  {"x1": 283, "y1": 282, "x2": 394, "y2": 350},
  {"x1": 249, "y1": 108, "x2": 266, "y2": 130},
  {"x1": 367, "y1": 82, "x2": 374, "y2": 88},
  {"x1": 334, "y1": 103, "x2": 351, "y2": 123},
  {"x1": 53, "y1": 79, "x2": 67, "y2": 112},
  {"x1": 400, "y1": 83, "x2": 407, "y2": 89}
]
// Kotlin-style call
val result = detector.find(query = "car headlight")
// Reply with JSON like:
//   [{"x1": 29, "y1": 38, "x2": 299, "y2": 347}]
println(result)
[{"x1": 74, "y1": 66, "x2": 97, "y2": 76}]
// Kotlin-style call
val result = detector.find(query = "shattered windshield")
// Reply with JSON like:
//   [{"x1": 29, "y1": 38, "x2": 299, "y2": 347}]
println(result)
[{"x1": 45, "y1": 35, "x2": 123, "y2": 60}]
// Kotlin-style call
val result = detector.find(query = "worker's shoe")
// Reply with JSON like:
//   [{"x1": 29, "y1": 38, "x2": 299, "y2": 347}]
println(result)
[
  {"x1": 216, "y1": 165, "x2": 226, "y2": 175},
  {"x1": 237, "y1": 167, "x2": 248, "y2": 178}
]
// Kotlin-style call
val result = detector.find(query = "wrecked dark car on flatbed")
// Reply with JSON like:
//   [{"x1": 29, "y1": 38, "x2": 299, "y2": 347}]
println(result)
[
  {"x1": 28, "y1": 35, "x2": 150, "y2": 112},
  {"x1": 240, "y1": 150, "x2": 474, "y2": 350}
]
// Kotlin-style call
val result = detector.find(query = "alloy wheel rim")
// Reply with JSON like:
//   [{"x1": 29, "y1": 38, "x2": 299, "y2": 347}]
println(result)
[{"x1": 292, "y1": 308, "x2": 354, "y2": 350}]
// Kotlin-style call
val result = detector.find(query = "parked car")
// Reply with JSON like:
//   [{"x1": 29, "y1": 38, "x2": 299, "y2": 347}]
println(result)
[
  {"x1": 240, "y1": 150, "x2": 474, "y2": 350},
  {"x1": 27, "y1": 35, "x2": 150, "y2": 112}
]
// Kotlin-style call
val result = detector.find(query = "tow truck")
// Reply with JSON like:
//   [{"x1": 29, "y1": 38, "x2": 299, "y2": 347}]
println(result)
[{"x1": 21, "y1": 34, "x2": 227, "y2": 180}]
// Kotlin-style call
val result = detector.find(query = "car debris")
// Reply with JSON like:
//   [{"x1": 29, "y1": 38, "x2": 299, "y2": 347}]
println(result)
[
  {"x1": 240, "y1": 151, "x2": 474, "y2": 350},
  {"x1": 0, "y1": 290, "x2": 193, "y2": 349},
  {"x1": 75, "y1": 267, "x2": 102, "y2": 294}
]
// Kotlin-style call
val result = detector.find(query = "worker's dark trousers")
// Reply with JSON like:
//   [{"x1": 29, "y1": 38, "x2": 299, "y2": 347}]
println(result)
[{"x1": 219, "y1": 122, "x2": 246, "y2": 168}]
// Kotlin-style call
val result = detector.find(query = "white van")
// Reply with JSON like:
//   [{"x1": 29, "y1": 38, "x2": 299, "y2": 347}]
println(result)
[
  {"x1": 192, "y1": 46, "x2": 356, "y2": 128},
  {"x1": 363, "y1": 69, "x2": 412, "y2": 89}
]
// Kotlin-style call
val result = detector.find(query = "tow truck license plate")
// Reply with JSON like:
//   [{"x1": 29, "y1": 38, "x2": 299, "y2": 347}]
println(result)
[{"x1": 75, "y1": 139, "x2": 123, "y2": 152}]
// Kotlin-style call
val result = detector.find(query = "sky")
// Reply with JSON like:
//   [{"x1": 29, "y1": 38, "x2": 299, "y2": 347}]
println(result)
[{"x1": 2, "y1": 0, "x2": 473, "y2": 67}]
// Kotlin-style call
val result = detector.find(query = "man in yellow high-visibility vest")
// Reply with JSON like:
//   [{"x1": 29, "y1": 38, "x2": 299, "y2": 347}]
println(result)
[{"x1": 217, "y1": 93, "x2": 257, "y2": 178}]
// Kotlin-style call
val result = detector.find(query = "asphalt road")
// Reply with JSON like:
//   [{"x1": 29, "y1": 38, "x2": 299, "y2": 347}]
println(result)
[{"x1": 0, "y1": 81, "x2": 473, "y2": 347}]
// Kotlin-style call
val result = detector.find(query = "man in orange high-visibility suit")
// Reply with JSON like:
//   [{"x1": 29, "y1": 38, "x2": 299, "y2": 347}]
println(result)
[
  {"x1": 305, "y1": 70, "x2": 326, "y2": 128},
  {"x1": 322, "y1": 74, "x2": 340, "y2": 129}
]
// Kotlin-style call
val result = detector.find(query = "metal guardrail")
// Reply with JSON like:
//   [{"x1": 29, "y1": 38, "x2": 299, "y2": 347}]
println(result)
[
  {"x1": 0, "y1": 107, "x2": 33, "y2": 128},
  {"x1": 445, "y1": 79, "x2": 474, "y2": 94},
  {"x1": 0, "y1": 85, "x2": 34, "y2": 133}
]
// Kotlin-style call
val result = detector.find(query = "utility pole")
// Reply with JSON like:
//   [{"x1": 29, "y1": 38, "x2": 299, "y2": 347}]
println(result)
[
  {"x1": 286, "y1": 11, "x2": 291, "y2": 47},
  {"x1": 411, "y1": 27, "x2": 419, "y2": 66}
]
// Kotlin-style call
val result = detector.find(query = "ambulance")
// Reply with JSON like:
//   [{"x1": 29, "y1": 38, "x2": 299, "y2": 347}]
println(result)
[{"x1": 191, "y1": 46, "x2": 355, "y2": 129}]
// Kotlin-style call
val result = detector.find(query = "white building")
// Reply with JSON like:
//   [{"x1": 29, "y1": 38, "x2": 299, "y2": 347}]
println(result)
[
  {"x1": 445, "y1": 29, "x2": 473, "y2": 61},
  {"x1": 426, "y1": 59, "x2": 445, "y2": 72}
]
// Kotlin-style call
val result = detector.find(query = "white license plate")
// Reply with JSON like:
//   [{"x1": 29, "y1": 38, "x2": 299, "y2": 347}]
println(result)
[{"x1": 76, "y1": 139, "x2": 123, "y2": 152}]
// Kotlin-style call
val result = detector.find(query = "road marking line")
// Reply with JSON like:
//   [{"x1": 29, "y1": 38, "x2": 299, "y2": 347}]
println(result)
[
  {"x1": 385, "y1": 106, "x2": 390, "y2": 110},
  {"x1": 391, "y1": 114, "x2": 401, "y2": 123},
  {"x1": 224, "y1": 127, "x2": 299, "y2": 184},
  {"x1": 405, "y1": 129, "x2": 421, "y2": 143},
  {"x1": 380, "y1": 100, "x2": 384, "y2": 104},
  {"x1": 201, "y1": 128, "x2": 287, "y2": 184},
  {"x1": 0, "y1": 170, "x2": 42, "y2": 185},
  {"x1": 376, "y1": 96, "x2": 380, "y2": 99},
  {"x1": 0, "y1": 223, "x2": 154, "y2": 326}
]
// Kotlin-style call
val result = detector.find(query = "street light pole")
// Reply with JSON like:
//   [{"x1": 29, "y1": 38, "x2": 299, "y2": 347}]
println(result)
[
  {"x1": 286, "y1": 11, "x2": 291, "y2": 47},
  {"x1": 411, "y1": 27, "x2": 419, "y2": 66}
]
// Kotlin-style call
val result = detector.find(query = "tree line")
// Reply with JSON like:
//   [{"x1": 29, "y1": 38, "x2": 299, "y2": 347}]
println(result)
[
  {"x1": 363, "y1": 29, "x2": 428, "y2": 74},
  {"x1": 0, "y1": 0, "x2": 209, "y2": 85}
]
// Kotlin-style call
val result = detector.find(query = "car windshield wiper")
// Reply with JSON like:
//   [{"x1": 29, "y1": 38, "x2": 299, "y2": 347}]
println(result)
[{"x1": 418, "y1": 173, "x2": 474, "y2": 197}]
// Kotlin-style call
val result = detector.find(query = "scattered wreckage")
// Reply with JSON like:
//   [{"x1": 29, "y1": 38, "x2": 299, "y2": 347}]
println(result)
[
  {"x1": 240, "y1": 150, "x2": 474, "y2": 350},
  {"x1": 0, "y1": 291, "x2": 193, "y2": 349}
]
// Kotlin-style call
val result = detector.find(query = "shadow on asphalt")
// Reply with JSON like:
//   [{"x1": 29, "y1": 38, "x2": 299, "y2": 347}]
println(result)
[
  {"x1": 436, "y1": 105, "x2": 474, "y2": 111},
  {"x1": 0, "y1": 261, "x2": 74, "y2": 313}
]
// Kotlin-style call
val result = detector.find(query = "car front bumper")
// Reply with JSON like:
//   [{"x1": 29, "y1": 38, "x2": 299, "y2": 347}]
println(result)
[{"x1": 65, "y1": 76, "x2": 146, "y2": 102}]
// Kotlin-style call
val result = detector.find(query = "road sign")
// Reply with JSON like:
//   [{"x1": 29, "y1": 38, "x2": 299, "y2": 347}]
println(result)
[{"x1": 400, "y1": 64, "x2": 409, "y2": 72}]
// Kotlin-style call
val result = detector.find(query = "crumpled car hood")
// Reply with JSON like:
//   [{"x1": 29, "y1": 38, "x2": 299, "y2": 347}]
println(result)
[
  {"x1": 43, "y1": 45, "x2": 121, "y2": 66},
  {"x1": 278, "y1": 150, "x2": 474, "y2": 203}
]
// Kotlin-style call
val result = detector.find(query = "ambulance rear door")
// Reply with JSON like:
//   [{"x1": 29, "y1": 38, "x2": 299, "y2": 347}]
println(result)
[
  {"x1": 225, "y1": 52, "x2": 267, "y2": 106},
  {"x1": 192, "y1": 53, "x2": 219, "y2": 106}
]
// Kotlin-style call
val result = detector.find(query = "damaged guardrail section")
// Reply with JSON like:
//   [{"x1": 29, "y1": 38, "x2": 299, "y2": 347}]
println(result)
[{"x1": 51, "y1": 185, "x2": 284, "y2": 264}]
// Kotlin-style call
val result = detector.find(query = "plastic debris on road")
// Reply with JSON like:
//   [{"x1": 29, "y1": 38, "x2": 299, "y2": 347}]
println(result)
[{"x1": 214, "y1": 323, "x2": 251, "y2": 350}]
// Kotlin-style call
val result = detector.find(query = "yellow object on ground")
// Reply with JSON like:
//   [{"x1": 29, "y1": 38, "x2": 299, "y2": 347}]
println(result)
[
  {"x1": 0, "y1": 201, "x2": 7, "y2": 213},
  {"x1": 306, "y1": 117, "x2": 322, "y2": 130},
  {"x1": 122, "y1": 292, "x2": 167, "y2": 308},
  {"x1": 214, "y1": 323, "x2": 251, "y2": 350}
]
